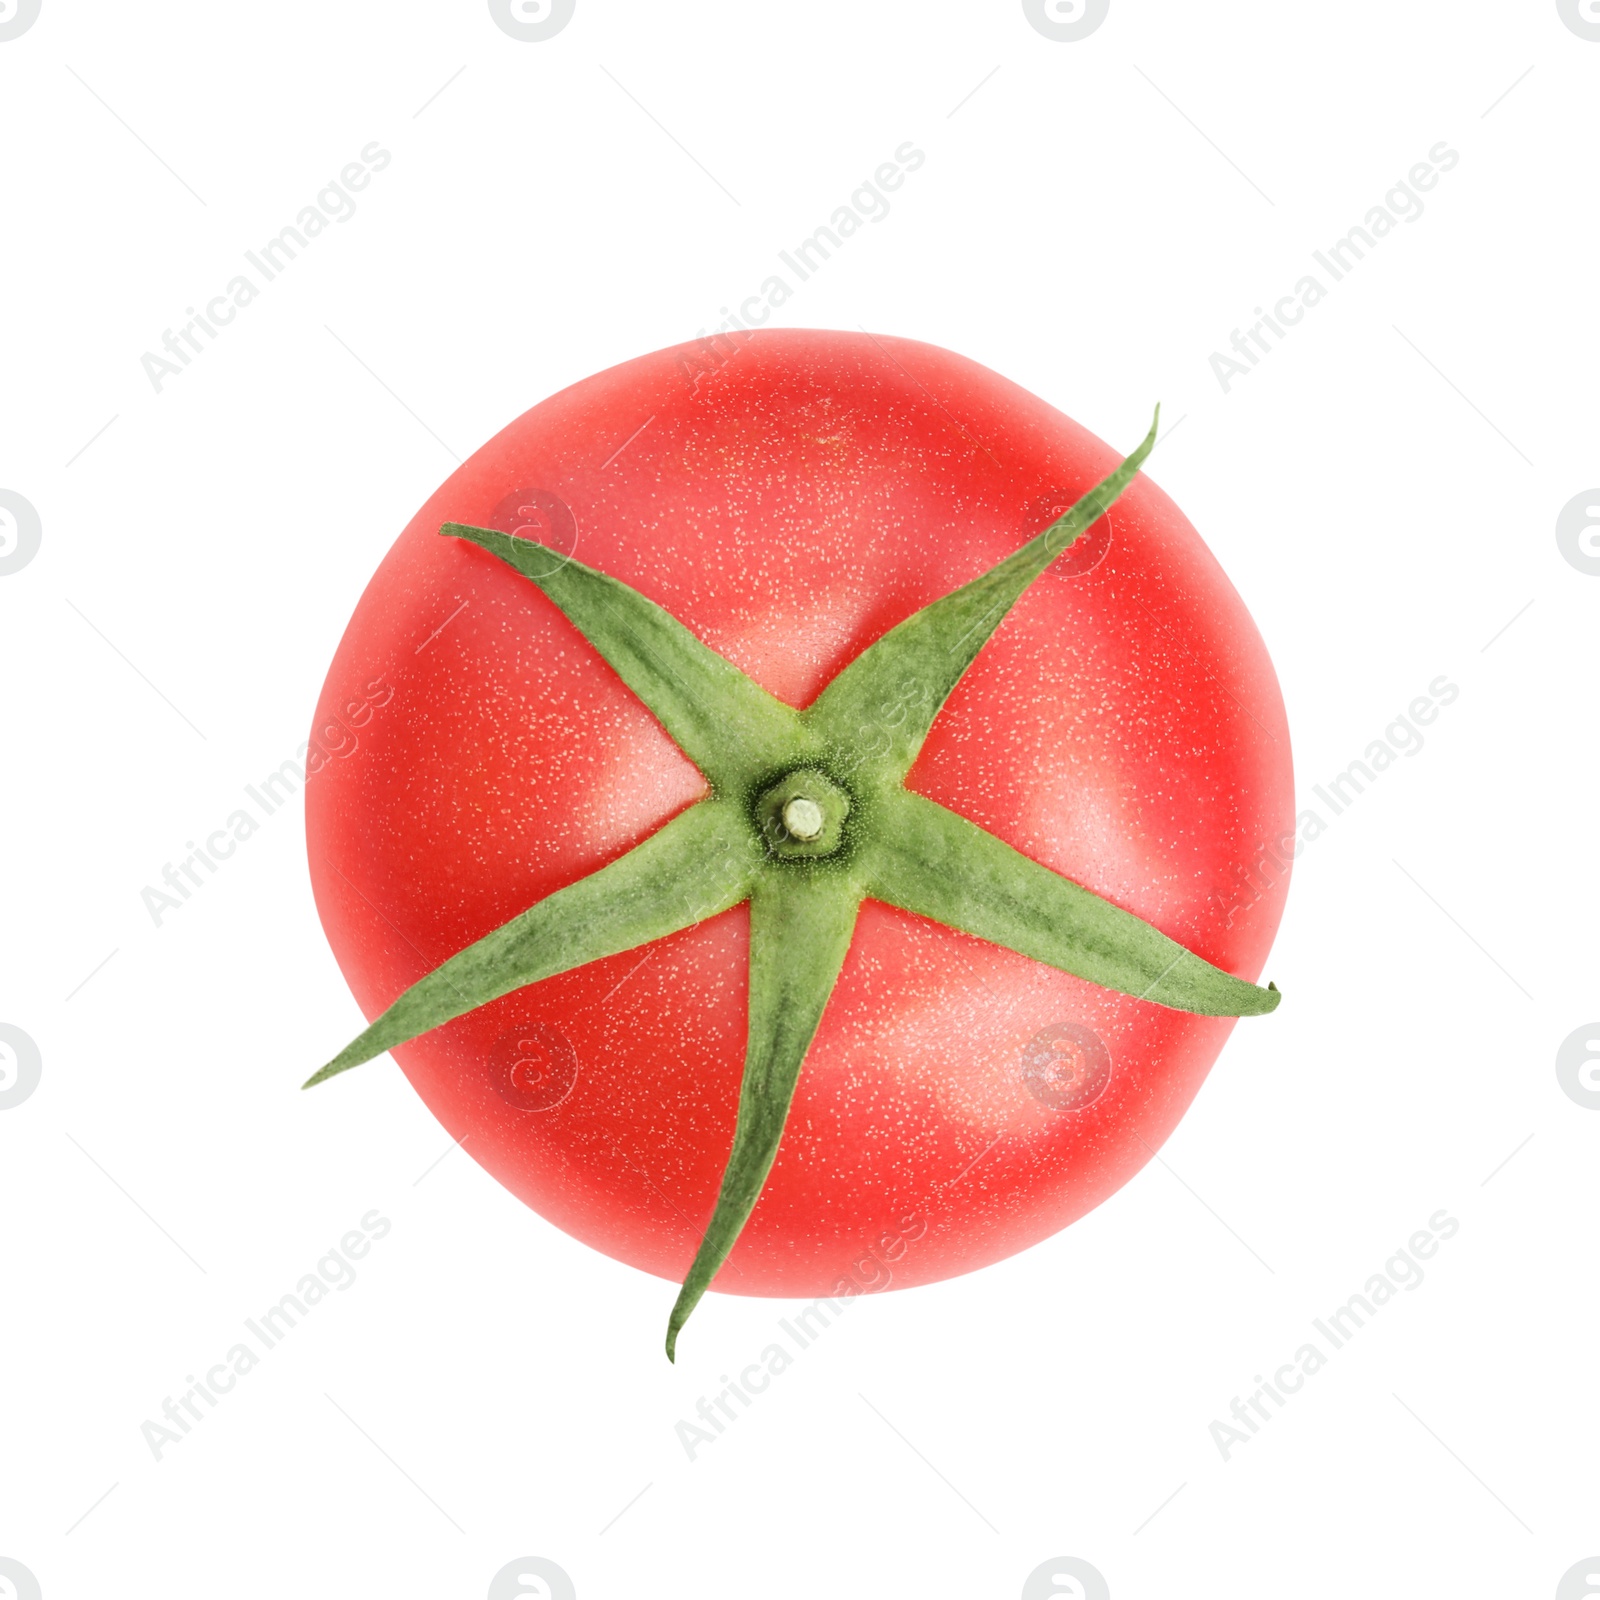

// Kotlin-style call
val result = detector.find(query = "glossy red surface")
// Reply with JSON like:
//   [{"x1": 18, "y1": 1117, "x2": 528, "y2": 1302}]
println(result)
[{"x1": 307, "y1": 330, "x2": 1291, "y2": 1297}]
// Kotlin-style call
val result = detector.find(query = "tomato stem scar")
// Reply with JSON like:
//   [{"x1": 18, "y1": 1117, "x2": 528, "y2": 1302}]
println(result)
[{"x1": 782, "y1": 798, "x2": 824, "y2": 840}]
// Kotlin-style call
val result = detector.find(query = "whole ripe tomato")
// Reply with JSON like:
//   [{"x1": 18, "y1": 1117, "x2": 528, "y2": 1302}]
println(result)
[{"x1": 305, "y1": 329, "x2": 1290, "y2": 1353}]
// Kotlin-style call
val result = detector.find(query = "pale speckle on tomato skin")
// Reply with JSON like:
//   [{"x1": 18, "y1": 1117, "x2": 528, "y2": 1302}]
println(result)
[{"x1": 307, "y1": 330, "x2": 1291, "y2": 1297}]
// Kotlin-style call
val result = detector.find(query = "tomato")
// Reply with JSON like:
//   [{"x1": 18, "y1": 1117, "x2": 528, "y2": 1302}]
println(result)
[{"x1": 305, "y1": 329, "x2": 1290, "y2": 1336}]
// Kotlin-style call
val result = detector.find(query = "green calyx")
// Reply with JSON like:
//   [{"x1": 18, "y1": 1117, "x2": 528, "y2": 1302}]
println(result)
[{"x1": 305, "y1": 404, "x2": 1283, "y2": 1360}]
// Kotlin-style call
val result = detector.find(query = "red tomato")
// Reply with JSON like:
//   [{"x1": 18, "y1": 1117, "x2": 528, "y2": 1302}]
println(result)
[{"x1": 306, "y1": 330, "x2": 1290, "y2": 1300}]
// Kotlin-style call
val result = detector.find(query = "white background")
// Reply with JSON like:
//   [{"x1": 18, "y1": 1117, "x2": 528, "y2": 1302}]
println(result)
[{"x1": 2, "y1": 3, "x2": 1597, "y2": 1597}]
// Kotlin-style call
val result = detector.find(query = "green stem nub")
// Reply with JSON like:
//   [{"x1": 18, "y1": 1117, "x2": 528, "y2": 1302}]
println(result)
[
  {"x1": 783, "y1": 798, "x2": 824, "y2": 840},
  {"x1": 755, "y1": 770, "x2": 851, "y2": 860}
]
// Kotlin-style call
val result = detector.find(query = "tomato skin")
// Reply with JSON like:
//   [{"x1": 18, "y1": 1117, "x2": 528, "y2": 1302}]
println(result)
[{"x1": 307, "y1": 330, "x2": 1291, "y2": 1297}]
